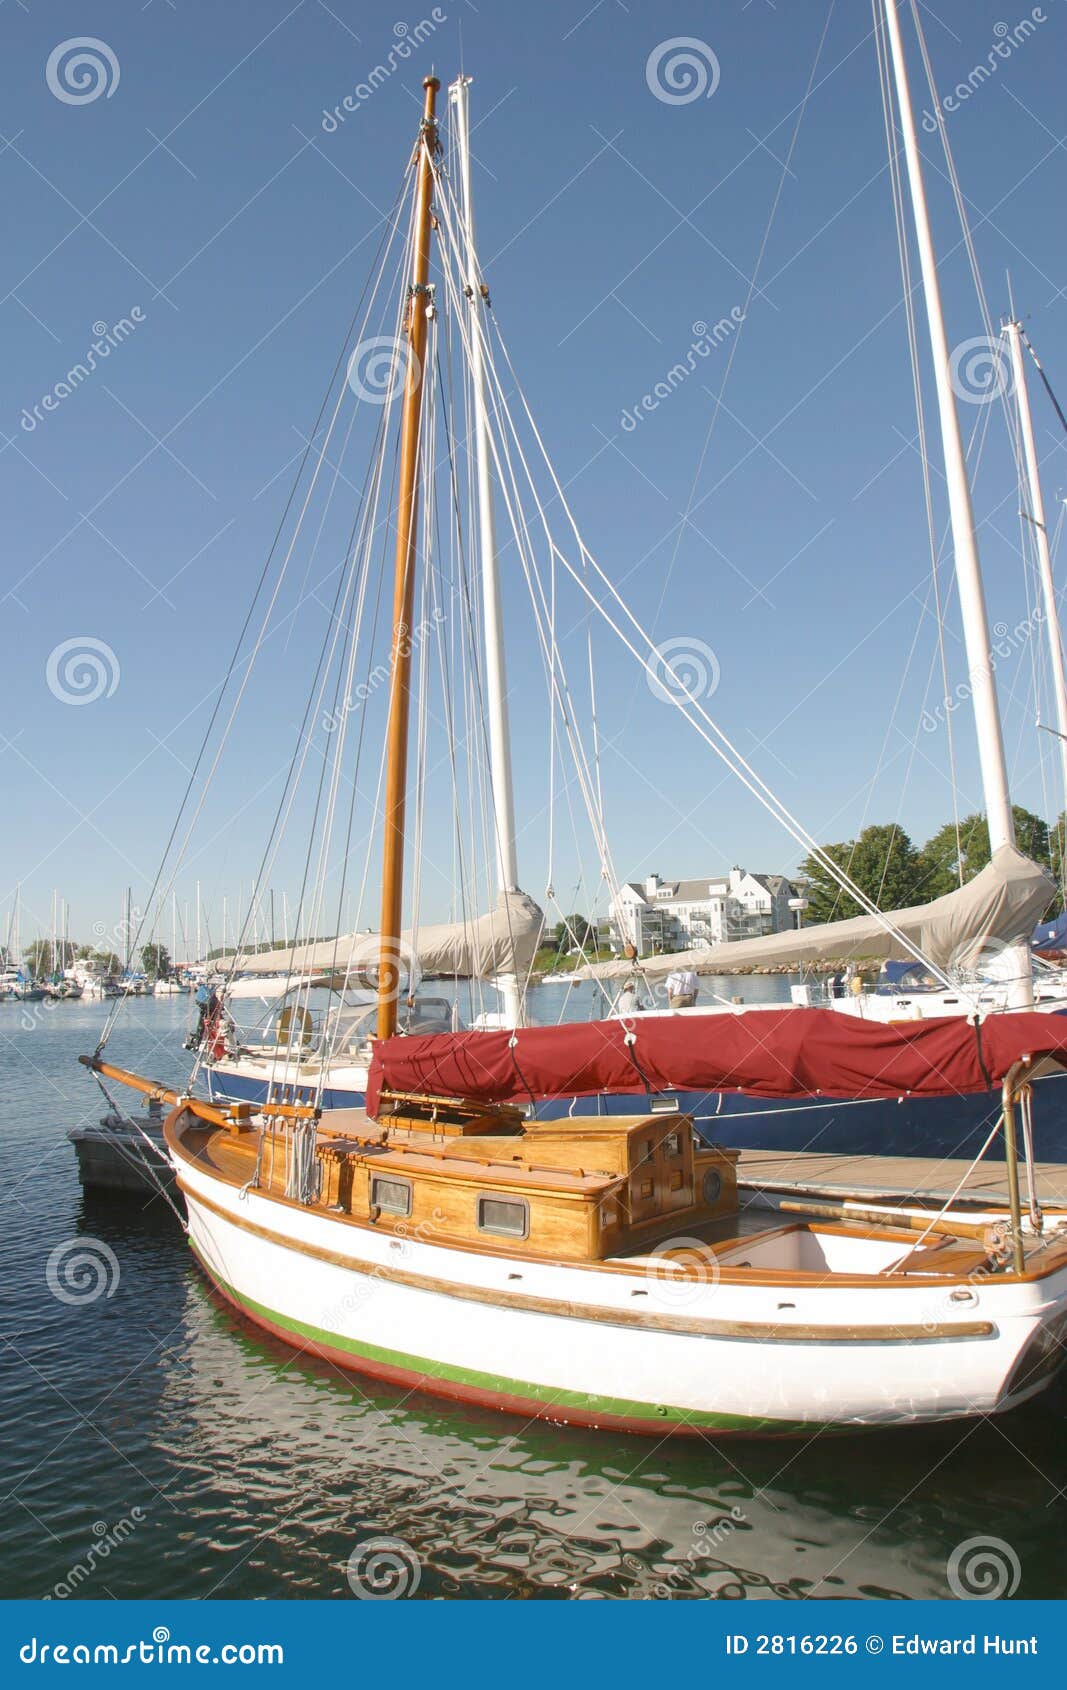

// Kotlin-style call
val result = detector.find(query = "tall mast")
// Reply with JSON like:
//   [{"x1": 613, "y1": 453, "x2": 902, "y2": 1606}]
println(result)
[
  {"x1": 449, "y1": 75, "x2": 523, "y2": 1030},
  {"x1": 881, "y1": 0, "x2": 1031, "y2": 1007},
  {"x1": 1005, "y1": 315, "x2": 1067, "y2": 821},
  {"x1": 377, "y1": 75, "x2": 440, "y2": 1040}
]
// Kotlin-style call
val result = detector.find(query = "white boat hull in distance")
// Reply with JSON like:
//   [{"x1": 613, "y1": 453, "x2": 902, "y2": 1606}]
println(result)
[{"x1": 174, "y1": 1138, "x2": 1067, "y2": 1438}]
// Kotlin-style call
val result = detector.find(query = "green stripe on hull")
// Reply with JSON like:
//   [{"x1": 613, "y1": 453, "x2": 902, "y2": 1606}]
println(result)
[{"x1": 189, "y1": 1239, "x2": 821, "y2": 1434}]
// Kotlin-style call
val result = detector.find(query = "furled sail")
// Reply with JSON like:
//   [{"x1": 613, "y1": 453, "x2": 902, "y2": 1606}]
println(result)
[
  {"x1": 215, "y1": 890, "x2": 544, "y2": 984},
  {"x1": 572, "y1": 847, "x2": 1054, "y2": 980}
]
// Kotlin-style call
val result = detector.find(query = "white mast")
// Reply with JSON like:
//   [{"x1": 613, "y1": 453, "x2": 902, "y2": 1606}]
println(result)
[
  {"x1": 195, "y1": 879, "x2": 202, "y2": 967},
  {"x1": 449, "y1": 74, "x2": 523, "y2": 1030},
  {"x1": 1005, "y1": 315, "x2": 1067, "y2": 818},
  {"x1": 882, "y1": 0, "x2": 1031, "y2": 1007}
]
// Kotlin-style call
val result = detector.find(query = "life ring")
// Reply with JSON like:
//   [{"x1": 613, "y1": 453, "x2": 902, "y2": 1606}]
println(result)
[{"x1": 276, "y1": 1004, "x2": 313, "y2": 1047}]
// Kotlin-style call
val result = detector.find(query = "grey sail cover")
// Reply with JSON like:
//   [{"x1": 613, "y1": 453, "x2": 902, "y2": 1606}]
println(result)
[
  {"x1": 216, "y1": 890, "x2": 544, "y2": 982},
  {"x1": 573, "y1": 848, "x2": 1054, "y2": 980}
]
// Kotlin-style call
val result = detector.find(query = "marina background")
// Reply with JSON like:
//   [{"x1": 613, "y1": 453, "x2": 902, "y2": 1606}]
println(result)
[{"x1": 3, "y1": 991, "x2": 1066, "y2": 1601}]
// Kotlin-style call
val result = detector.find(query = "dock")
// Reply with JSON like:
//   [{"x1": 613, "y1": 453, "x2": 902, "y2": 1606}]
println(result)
[{"x1": 737, "y1": 1148, "x2": 1067, "y2": 1208}]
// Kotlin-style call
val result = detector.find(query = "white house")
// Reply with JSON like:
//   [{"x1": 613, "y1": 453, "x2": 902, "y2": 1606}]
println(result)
[{"x1": 608, "y1": 870, "x2": 797, "y2": 956}]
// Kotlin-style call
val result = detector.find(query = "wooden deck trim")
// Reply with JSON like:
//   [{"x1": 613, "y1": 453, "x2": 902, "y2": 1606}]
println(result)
[
  {"x1": 167, "y1": 1110, "x2": 1067, "y2": 1289},
  {"x1": 178, "y1": 1177, "x2": 996, "y2": 1346}
]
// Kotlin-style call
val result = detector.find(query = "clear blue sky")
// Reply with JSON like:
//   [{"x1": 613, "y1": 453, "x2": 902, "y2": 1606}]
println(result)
[{"x1": 3, "y1": 0, "x2": 1066, "y2": 953}]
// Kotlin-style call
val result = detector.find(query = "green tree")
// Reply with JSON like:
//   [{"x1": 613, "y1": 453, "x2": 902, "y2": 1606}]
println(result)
[
  {"x1": 551, "y1": 915, "x2": 592, "y2": 954},
  {"x1": 23, "y1": 938, "x2": 78, "y2": 977},
  {"x1": 140, "y1": 942, "x2": 172, "y2": 981},
  {"x1": 919, "y1": 806, "x2": 1053, "y2": 898},
  {"x1": 798, "y1": 824, "x2": 924, "y2": 924}
]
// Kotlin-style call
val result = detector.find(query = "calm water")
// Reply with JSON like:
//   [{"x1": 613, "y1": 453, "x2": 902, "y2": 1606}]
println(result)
[{"x1": 3, "y1": 994, "x2": 1066, "y2": 1601}]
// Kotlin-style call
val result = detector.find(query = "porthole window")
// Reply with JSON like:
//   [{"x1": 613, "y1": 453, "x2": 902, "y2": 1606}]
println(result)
[
  {"x1": 371, "y1": 1175, "x2": 412, "y2": 1217},
  {"x1": 477, "y1": 1195, "x2": 529, "y2": 1239},
  {"x1": 702, "y1": 1168, "x2": 722, "y2": 1205}
]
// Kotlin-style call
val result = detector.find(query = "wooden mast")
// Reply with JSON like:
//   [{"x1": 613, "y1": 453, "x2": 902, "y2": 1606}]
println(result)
[{"x1": 377, "y1": 75, "x2": 440, "y2": 1039}]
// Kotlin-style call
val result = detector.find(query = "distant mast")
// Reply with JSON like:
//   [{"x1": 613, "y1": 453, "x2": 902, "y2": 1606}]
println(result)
[
  {"x1": 881, "y1": 0, "x2": 1032, "y2": 1007},
  {"x1": 377, "y1": 76, "x2": 441, "y2": 1040},
  {"x1": 449, "y1": 74, "x2": 523, "y2": 1030},
  {"x1": 1004, "y1": 315, "x2": 1067, "y2": 820}
]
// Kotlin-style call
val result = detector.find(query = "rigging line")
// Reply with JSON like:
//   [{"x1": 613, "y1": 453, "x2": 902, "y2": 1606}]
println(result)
[
  {"x1": 97, "y1": 159, "x2": 416, "y2": 1054},
  {"x1": 655, "y1": 0, "x2": 837, "y2": 633},
  {"x1": 1020, "y1": 327, "x2": 1067, "y2": 441},
  {"x1": 186, "y1": 161, "x2": 419, "y2": 974},
  {"x1": 486, "y1": 317, "x2": 961, "y2": 991},
  {"x1": 241, "y1": 205, "x2": 420, "y2": 1034},
  {"x1": 426, "y1": 243, "x2": 622, "y2": 899}
]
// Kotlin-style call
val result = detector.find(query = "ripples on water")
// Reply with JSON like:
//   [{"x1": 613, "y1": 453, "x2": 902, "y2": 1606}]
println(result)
[{"x1": 2, "y1": 995, "x2": 1065, "y2": 1600}]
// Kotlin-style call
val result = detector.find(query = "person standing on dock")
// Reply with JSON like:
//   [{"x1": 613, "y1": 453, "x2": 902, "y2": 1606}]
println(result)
[{"x1": 665, "y1": 967, "x2": 698, "y2": 1009}]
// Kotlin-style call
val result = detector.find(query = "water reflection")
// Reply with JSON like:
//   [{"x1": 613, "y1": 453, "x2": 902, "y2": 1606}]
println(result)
[{"x1": 4, "y1": 994, "x2": 1066, "y2": 1601}]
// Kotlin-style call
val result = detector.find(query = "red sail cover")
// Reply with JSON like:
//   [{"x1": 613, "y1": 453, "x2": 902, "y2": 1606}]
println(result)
[{"x1": 366, "y1": 1007, "x2": 1067, "y2": 1114}]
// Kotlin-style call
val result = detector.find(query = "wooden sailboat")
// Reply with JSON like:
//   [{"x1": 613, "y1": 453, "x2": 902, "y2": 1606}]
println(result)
[{"x1": 81, "y1": 62, "x2": 1067, "y2": 1434}]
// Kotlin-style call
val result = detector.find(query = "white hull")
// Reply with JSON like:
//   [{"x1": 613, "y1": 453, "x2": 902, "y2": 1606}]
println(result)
[{"x1": 176, "y1": 1147, "x2": 1067, "y2": 1434}]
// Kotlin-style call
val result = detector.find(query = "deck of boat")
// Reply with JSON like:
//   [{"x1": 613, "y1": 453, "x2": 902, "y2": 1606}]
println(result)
[{"x1": 737, "y1": 1148, "x2": 1067, "y2": 1207}]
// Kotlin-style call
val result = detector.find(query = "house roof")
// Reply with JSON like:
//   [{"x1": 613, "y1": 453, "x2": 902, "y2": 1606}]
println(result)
[{"x1": 619, "y1": 873, "x2": 796, "y2": 907}]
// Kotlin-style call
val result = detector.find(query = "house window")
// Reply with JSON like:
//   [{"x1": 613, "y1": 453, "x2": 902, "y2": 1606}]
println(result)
[
  {"x1": 371, "y1": 1175, "x2": 412, "y2": 1217},
  {"x1": 477, "y1": 1195, "x2": 529, "y2": 1239}
]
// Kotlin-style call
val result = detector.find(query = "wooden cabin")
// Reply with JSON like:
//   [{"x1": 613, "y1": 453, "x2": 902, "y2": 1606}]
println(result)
[{"x1": 213, "y1": 1092, "x2": 739, "y2": 1264}]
